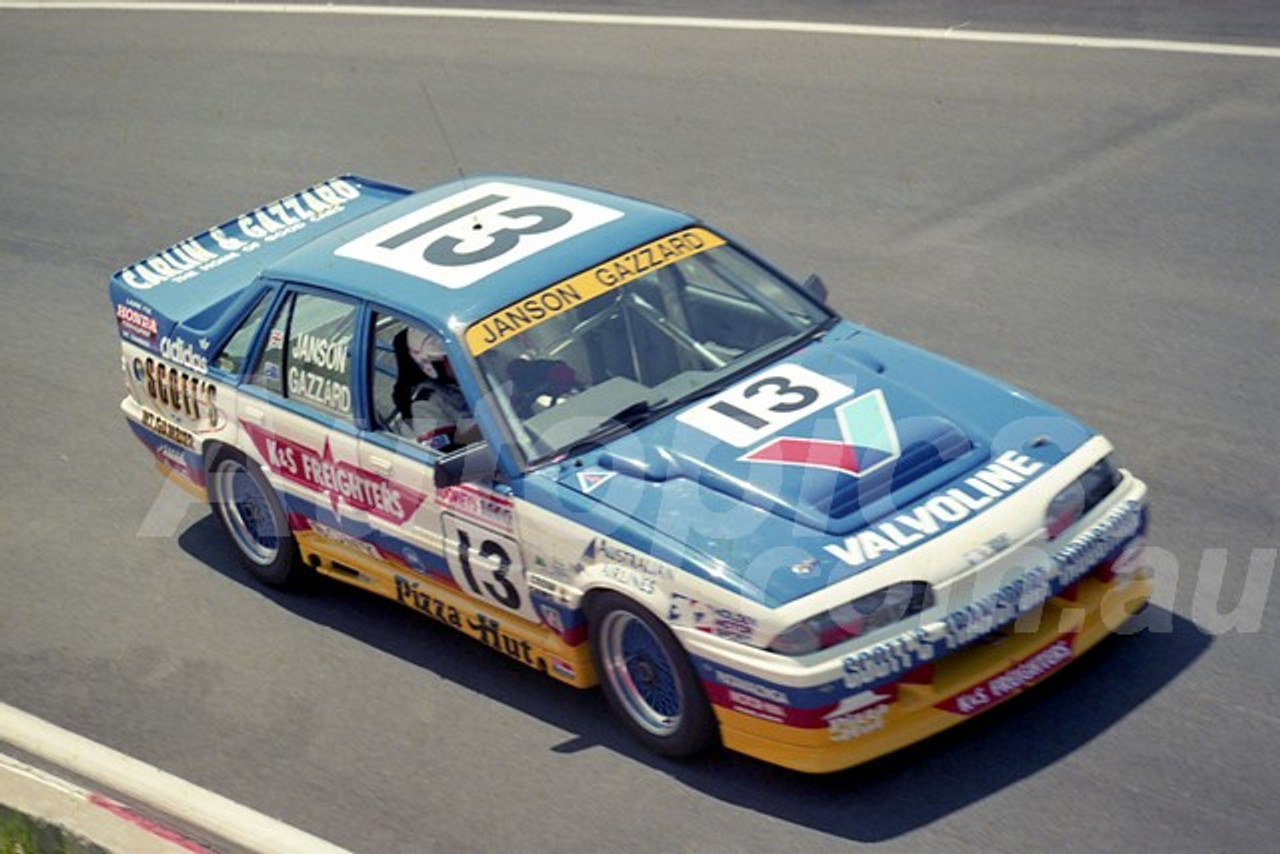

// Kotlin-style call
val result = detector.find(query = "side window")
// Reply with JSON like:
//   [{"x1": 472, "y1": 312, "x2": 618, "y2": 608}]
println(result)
[
  {"x1": 213, "y1": 291, "x2": 271, "y2": 375},
  {"x1": 370, "y1": 314, "x2": 411, "y2": 431},
  {"x1": 249, "y1": 291, "x2": 358, "y2": 421},
  {"x1": 251, "y1": 297, "x2": 288, "y2": 397},
  {"x1": 370, "y1": 312, "x2": 477, "y2": 451}
]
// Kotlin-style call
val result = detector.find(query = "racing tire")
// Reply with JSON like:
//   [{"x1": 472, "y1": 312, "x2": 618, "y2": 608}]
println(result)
[
  {"x1": 207, "y1": 449, "x2": 305, "y2": 587},
  {"x1": 587, "y1": 592, "x2": 718, "y2": 758}
]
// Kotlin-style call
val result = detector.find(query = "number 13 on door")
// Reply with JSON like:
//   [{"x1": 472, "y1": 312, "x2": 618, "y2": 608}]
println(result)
[{"x1": 443, "y1": 514, "x2": 540, "y2": 621}]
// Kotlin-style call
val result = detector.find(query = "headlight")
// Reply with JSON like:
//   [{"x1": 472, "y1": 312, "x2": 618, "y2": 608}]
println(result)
[
  {"x1": 1045, "y1": 455, "x2": 1122, "y2": 539},
  {"x1": 769, "y1": 581, "x2": 933, "y2": 655}
]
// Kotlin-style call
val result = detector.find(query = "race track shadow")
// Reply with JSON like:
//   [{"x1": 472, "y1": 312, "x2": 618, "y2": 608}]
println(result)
[
  {"x1": 655, "y1": 609, "x2": 1210, "y2": 841},
  {"x1": 179, "y1": 514, "x2": 1211, "y2": 842}
]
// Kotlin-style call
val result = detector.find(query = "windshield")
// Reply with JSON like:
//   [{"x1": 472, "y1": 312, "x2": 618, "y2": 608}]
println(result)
[{"x1": 466, "y1": 227, "x2": 833, "y2": 466}]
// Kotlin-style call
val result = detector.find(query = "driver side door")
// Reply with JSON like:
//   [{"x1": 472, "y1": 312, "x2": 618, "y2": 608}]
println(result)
[{"x1": 358, "y1": 310, "x2": 540, "y2": 624}]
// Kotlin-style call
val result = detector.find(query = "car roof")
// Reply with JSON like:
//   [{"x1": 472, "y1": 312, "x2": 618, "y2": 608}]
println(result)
[{"x1": 265, "y1": 175, "x2": 697, "y2": 332}]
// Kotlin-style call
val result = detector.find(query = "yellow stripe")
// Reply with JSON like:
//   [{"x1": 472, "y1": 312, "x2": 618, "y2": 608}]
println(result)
[
  {"x1": 465, "y1": 227, "x2": 725, "y2": 355},
  {"x1": 715, "y1": 575, "x2": 1153, "y2": 773},
  {"x1": 295, "y1": 530, "x2": 597, "y2": 688},
  {"x1": 152, "y1": 458, "x2": 207, "y2": 499}
]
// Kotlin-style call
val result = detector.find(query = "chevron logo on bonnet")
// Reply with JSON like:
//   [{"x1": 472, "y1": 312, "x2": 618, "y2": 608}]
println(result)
[{"x1": 741, "y1": 389, "x2": 900, "y2": 478}]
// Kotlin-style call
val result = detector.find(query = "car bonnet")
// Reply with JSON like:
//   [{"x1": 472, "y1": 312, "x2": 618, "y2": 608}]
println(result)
[{"x1": 538, "y1": 322, "x2": 1094, "y2": 607}]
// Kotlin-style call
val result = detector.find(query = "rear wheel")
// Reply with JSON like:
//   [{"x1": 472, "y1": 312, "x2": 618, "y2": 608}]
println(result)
[
  {"x1": 588, "y1": 592, "x2": 717, "y2": 757},
  {"x1": 207, "y1": 450, "x2": 304, "y2": 587}
]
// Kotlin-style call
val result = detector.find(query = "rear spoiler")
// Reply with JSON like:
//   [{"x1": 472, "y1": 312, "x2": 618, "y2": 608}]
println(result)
[{"x1": 109, "y1": 175, "x2": 411, "y2": 352}]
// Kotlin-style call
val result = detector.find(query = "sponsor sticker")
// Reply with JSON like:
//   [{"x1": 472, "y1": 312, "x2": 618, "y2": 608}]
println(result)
[
  {"x1": 336, "y1": 181, "x2": 623, "y2": 290},
  {"x1": 550, "y1": 658, "x2": 577, "y2": 680},
  {"x1": 159, "y1": 335, "x2": 210, "y2": 374},
  {"x1": 741, "y1": 388, "x2": 899, "y2": 478},
  {"x1": 465, "y1": 227, "x2": 724, "y2": 355},
  {"x1": 141, "y1": 410, "x2": 195, "y2": 449},
  {"x1": 837, "y1": 499, "x2": 1145, "y2": 693},
  {"x1": 935, "y1": 633, "x2": 1077, "y2": 716},
  {"x1": 120, "y1": 178, "x2": 361, "y2": 289},
  {"x1": 823, "y1": 450, "x2": 1046, "y2": 570},
  {"x1": 577, "y1": 537, "x2": 672, "y2": 580},
  {"x1": 116, "y1": 302, "x2": 158, "y2": 342},
  {"x1": 306, "y1": 519, "x2": 384, "y2": 561},
  {"x1": 676, "y1": 363, "x2": 853, "y2": 447},
  {"x1": 133, "y1": 356, "x2": 219, "y2": 425},
  {"x1": 436, "y1": 484, "x2": 515, "y2": 533},
  {"x1": 240, "y1": 422, "x2": 427, "y2": 524},
  {"x1": 668, "y1": 593, "x2": 756, "y2": 642},
  {"x1": 576, "y1": 470, "x2": 615, "y2": 494},
  {"x1": 827, "y1": 701, "x2": 891, "y2": 742}
]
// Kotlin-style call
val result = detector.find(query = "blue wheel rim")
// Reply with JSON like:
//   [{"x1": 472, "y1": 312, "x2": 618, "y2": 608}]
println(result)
[
  {"x1": 213, "y1": 459, "x2": 281, "y2": 566},
  {"x1": 599, "y1": 609, "x2": 683, "y2": 737},
  {"x1": 622, "y1": 620, "x2": 680, "y2": 716}
]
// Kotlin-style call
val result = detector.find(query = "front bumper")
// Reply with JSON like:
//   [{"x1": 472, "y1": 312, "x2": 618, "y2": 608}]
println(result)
[
  {"x1": 689, "y1": 481, "x2": 1152, "y2": 773},
  {"x1": 714, "y1": 564, "x2": 1151, "y2": 773}
]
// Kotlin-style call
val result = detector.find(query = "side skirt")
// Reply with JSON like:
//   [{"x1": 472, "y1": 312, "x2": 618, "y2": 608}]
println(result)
[{"x1": 295, "y1": 529, "x2": 597, "y2": 689}]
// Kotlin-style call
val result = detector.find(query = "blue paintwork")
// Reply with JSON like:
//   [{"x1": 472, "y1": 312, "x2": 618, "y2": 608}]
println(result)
[
  {"x1": 126, "y1": 420, "x2": 205, "y2": 486},
  {"x1": 114, "y1": 174, "x2": 1099, "y2": 612},
  {"x1": 523, "y1": 321, "x2": 1093, "y2": 607},
  {"x1": 275, "y1": 177, "x2": 693, "y2": 326},
  {"x1": 109, "y1": 175, "x2": 691, "y2": 360},
  {"x1": 109, "y1": 176, "x2": 410, "y2": 356}
]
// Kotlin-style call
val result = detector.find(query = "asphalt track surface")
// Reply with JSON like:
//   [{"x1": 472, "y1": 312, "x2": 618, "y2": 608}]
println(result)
[{"x1": 2, "y1": 2, "x2": 1278, "y2": 852}]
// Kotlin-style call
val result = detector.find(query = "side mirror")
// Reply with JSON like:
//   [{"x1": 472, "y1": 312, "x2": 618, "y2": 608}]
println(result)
[
  {"x1": 434, "y1": 441, "x2": 499, "y2": 489},
  {"x1": 801, "y1": 273, "x2": 829, "y2": 304}
]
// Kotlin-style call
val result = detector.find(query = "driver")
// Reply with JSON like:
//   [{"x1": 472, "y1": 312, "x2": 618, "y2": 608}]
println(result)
[{"x1": 399, "y1": 328, "x2": 479, "y2": 451}]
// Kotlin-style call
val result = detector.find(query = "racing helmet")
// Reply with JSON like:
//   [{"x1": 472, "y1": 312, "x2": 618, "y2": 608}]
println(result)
[{"x1": 406, "y1": 327, "x2": 448, "y2": 380}]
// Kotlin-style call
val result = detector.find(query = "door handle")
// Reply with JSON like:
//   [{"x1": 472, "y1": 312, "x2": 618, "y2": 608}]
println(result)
[
  {"x1": 367, "y1": 455, "x2": 393, "y2": 474},
  {"x1": 242, "y1": 405, "x2": 265, "y2": 424}
]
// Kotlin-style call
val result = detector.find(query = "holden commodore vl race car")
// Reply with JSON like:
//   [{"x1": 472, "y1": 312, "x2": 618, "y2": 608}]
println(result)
[{"x1": 110, "y1": 175, "x2": 1152, "y2": 773}]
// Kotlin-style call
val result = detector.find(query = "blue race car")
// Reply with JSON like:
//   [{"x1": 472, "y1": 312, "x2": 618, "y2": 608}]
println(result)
[{"x1": 111, "y1": 175, "x2": 1152, "y2": 772}]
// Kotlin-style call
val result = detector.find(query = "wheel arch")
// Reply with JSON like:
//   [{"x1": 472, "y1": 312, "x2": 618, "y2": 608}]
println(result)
[
  {"x1": 201, "y1": 438, "x2": 237, "y2": 475},
  {"x1": 578, "y1": 578, "x2": 670, "y2": 636}
]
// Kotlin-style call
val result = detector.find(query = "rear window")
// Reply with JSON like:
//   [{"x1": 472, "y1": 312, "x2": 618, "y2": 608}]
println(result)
[{"x1": 213, "y1": 292, "x2": 272, "y2": 375}]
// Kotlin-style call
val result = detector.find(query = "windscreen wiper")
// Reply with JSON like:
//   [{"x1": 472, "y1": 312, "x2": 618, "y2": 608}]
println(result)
[{"x1": 550, "y1": 398, "x2": 668, "y2": 463}]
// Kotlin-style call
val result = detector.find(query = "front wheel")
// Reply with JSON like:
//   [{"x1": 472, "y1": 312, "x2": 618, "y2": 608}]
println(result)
[
  {"x1": 588, "y1": 592, "x2": 718, "y2": 758},
  {"x1": 207, "y1": 450, "x2": 304, "y2": 587}
]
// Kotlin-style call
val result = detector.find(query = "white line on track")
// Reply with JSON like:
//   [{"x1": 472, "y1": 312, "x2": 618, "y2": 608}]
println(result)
[
  {"x1": 1, "y1": 702, "x2": 353, "y2": 854},
  {"x1": 2, "y1": 1, "x2": 1280, "y2": 60}
]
